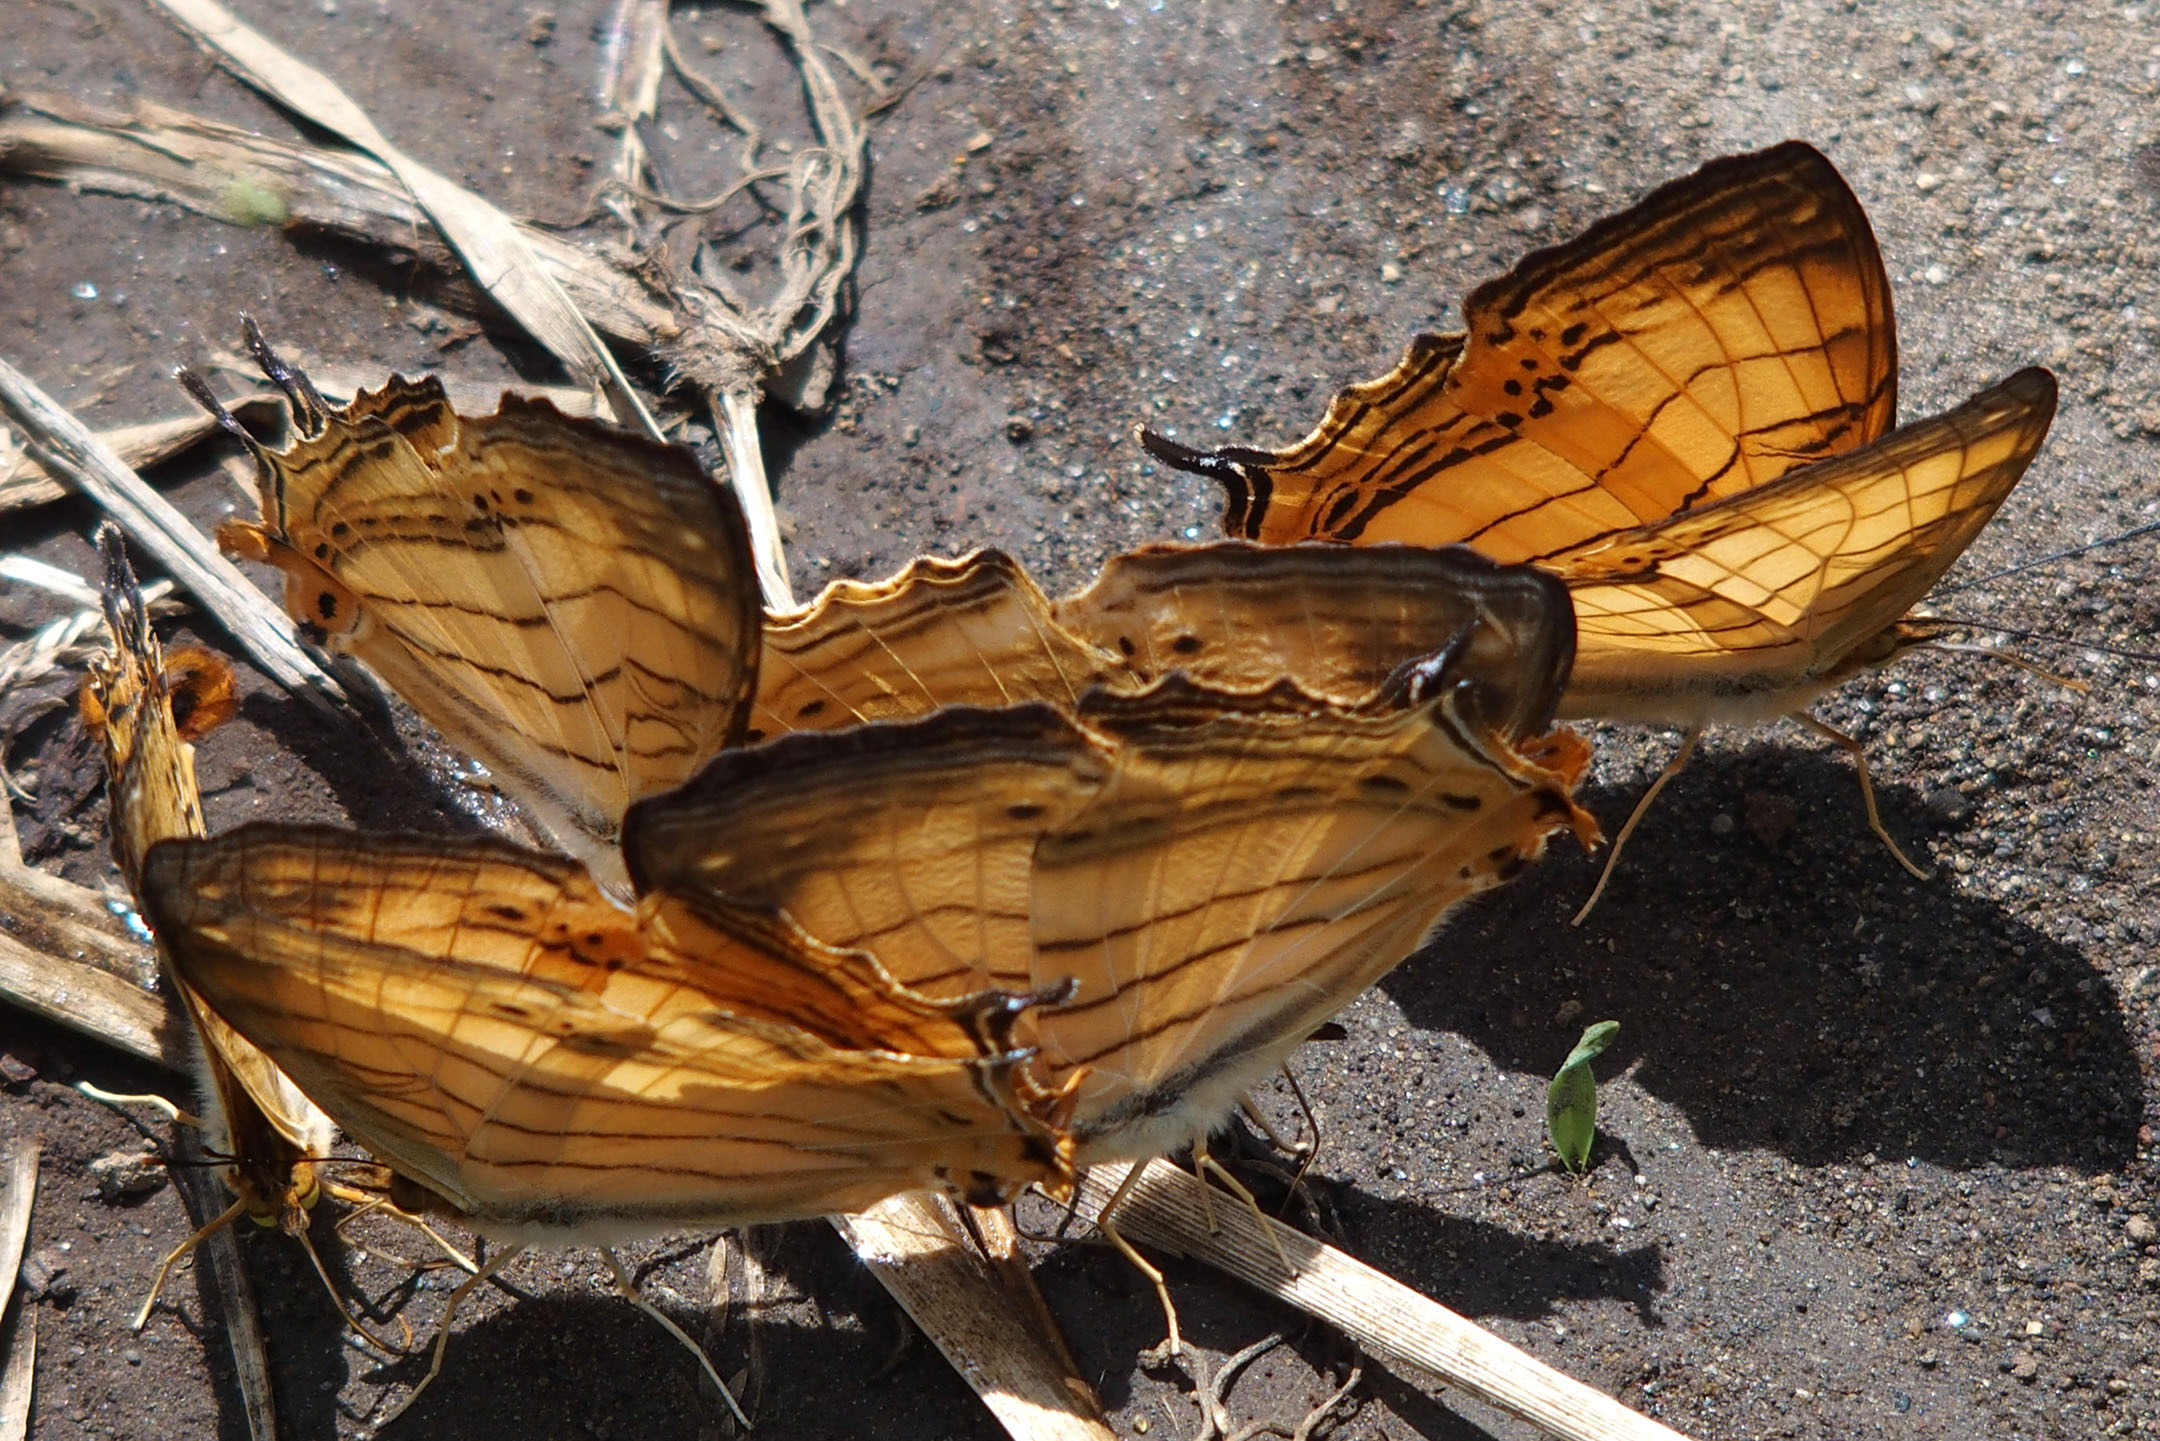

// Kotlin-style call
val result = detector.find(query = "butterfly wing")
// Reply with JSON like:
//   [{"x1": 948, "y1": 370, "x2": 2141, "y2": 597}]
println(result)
[
  {"x1": 757, "y1": 541, "x2": 1574, "y2": 744},
  {"x1": 222, "y1": 373, "x2": 761, "y2": 883},
  {"x1": 141, "y1": 827, "x2": 1072, "y2": 1239},
  {"x1": 1145, "y1": 142, "x2": 1896, "y2": 556},
  {"x1": 626, "y1": 679, "x2": 1591, "y2": 1165},
  {"x1": 87, "y1": 531, "x2": 333, "y2": 1226},
  {"x1": 753, "y1": 551, "x2": 1124, "y2": 740},
  {"x1": 1553, "y1": 367, "x2": 2057, "y2": 723},
  {"x1": 1054, "y1": 541, "x2": 1575, "y2": 740}
]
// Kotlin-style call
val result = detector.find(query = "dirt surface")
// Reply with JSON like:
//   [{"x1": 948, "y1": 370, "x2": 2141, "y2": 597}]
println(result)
[{"x1": 3, "y1": 1, "x2": 2159, "y2": 1439}]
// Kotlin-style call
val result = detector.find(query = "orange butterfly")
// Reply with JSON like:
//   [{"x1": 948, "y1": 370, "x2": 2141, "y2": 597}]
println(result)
[
  {"x1": 1142, "y1": 141, "x2": 2057, "y2": 907},
  {"x1": 190, "y1": 323, "x2": 762, "y2": 892}
]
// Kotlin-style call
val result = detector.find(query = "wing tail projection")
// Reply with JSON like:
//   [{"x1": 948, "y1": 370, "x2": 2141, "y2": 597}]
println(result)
[
  {"x1": 625, "y1": 674, "x2": 1591, "y2": 1166},
  {"x1": 1143, "y1": 142, "x2": 1897, "y2": 555},
  {"x1": 202, "y1": 342, "x2": 762, "y2": 886},
  {"x1": 141, "y1": 827, "x2": 1075, "y2": 1238},
  {"x1": 1555, "y1": 367, "x2": 2057, "y2": 721}
]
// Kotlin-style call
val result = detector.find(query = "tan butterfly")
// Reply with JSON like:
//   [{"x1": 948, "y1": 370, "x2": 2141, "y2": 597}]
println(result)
[
  {"x1": 80, "y1": 526, "x2": 356, "y2": 1323},
  {"x1": 141, "y1": 826, "x2": 1077, "y2": 1240},
  {"x1": 189, "y1": 322, "x2": 762, "y2": 892},
  {"x1": 630, "y1": 673, "x2": 1592, "y2": 1172},
  {"x1": 1141, "y1": 142, "x2": 2058, "y2": 904},
  {"x1": 756, "y1": 540, "x2": 1573, "y2": 745}
]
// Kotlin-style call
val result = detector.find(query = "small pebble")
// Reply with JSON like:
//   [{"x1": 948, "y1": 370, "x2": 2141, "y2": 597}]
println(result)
[
  {"x1": 87, "y1": 1150, "x2": 166, "y2": 1201},
  {"x1": 2126, "y1": 1213, "x2": 2156, "y2": 1244}
]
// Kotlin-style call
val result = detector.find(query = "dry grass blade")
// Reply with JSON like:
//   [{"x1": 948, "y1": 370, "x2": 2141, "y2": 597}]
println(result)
[
  {"x1": 171, "y1": 1136, "x2": 279, "y2": 1441},
  {"x1": 0, "y1": 1307, "x2": 31, "y2": 1441},
  {"x1": 0, "y1": 94, "x2": 680, "y2": 355},
  {"x1": 0, "y1": 1147, "x2": 39, "y2": 1315},
  {"x1": 0, "y1": 926, "x2": 174, "y2": 1069},
  {"x1": 0, "y1": 1145, "x2": 36, "y2": 1441},
  {"x1": 146, "y1": 0, "x2": 659, "y2": 439},
  {"x1": 0, "y1": 397, "x2": 285, "y2": 513},
  {"x1": 1073, "y1": 1162, "x2": 1694, "y2": 1441},
  {"x1": 0, "y1": 355, "x2": 342, "y2": 706},
  {"x1": 829, "y1": 1197, "x2": 1112, "y2": 1441}
]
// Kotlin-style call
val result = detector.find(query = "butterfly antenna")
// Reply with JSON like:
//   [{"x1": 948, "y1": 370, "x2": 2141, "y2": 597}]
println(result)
[
  {"x1": 599, "y1": 1247, "x2": 754, "y2": 1430},
  {"x1": 1936, "y1": 519, "x2": 2160, "y2": 592},
  {"x1": 239, "y1": 315, "x2": 331, "y2": 433},
  {"x1": 1572, "y1": 724, "x2": 1704, "y2": 926},
  {"x1": 1908, "y1": 615, "x2": 2160, "y2": 668}
]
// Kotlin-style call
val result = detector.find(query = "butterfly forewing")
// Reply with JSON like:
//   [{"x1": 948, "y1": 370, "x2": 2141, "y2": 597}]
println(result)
[
  {"x1": 1146, "y1": 141, "x2": 1896, "y2": 555},
  {"x1": 142, "y1": 827, "x2": 1074, "y2": 1238},
  {"x1": 224, "y1": 373, "x2": 762, "y2": 885}
]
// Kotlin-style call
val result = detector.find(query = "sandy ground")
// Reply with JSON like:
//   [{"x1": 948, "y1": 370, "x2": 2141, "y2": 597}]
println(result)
[{"x1": 2, "y1": 0, "x2": 2158, "y2": 1438}]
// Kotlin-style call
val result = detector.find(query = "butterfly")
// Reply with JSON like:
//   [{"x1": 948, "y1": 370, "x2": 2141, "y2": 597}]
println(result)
[
  {"x1": 83, "y1": 527, "x2": 332, "y2": 1239},
  {"x1": 630, "y1": 663, "x2": 1592, "y2": 1170},
  {"x1": 140, "y1": 825, "x2": 1079, "y2": 1240},
  {"x1": 756, "y1": 539, "x2": 1573, "y2": 745},
  {"x1": 1140, "y1": 142, "x2": 2058, "y2": 906},
  {"x1": 189, "y1": 322, "x2": 763, "y2": 893}
]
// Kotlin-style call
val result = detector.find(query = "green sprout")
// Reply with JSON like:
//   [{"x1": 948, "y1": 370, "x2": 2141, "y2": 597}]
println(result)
[{"x1": 1546, "y1": 1020, "x2": 1619, "y2": 1174}]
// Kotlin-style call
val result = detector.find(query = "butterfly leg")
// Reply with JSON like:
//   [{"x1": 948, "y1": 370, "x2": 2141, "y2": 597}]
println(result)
[
  {"x1": 599, "y1": 1246, "x2": 754, "y2": 1430},
  {"x1": 374, "y1": 1242, "x2": 526, "y2": 1428},
  {"x1": 1096, "y1": 1165, "x2": 1185, "y2": 1359},
  {"x1": 132, "y1": 1195, "x2": 248, "y2": 1329},
  {"x1": 1189, "y1": 1140, "x2": 1296, "y2": 1279},
  {"x1": 75, "y1": 1081, "x2": 206, "y2": 1131},
  {"x1": 323, "y1": 1181, "x2": 482, "y2": 1275},
  {"x1": 1790, "y1": 712, "x2": 1931, "y2": 880},
  {"x1": 287, "y1": 1216, "x2": 416, "y2": 1357},
  {"x1": 1571, "y1": 724, "x2": 1706, "y2": 926}
]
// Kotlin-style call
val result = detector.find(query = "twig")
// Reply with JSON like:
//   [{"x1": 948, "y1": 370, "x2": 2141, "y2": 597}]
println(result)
[
  {"x1": 0, "y1": 1145, "x2": 36, "y2": 1441},
  {"x1": 146, "y1": 0, "x2": 661, "y2": 439},
  {"x1": 0, "y1": 94, "x2": 681, "y2": 354},
  {"x1": 0, "y1": 354, "x2": 342, "y2": 706},
  {"x1": 172, "y1": 1134, "x2": 279, "y2": 1441},
  {"x1": 829, "y1": 1195, "x2": 1113, "y2": 1441},
  {"x1": 0, "y1": 397, "x2": 284, "y2": 513},
  {"x1": 1072, "y1": 1162, "x2": 1695, "y2": 1441}
]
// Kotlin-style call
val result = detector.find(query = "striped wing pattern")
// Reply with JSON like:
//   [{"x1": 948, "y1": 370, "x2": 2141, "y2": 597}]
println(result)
[
  {"x1": 87, "y1": 531, "x2": 333, "y2": 1229},
  {"x1": 1147, "y1": 142, "x2": 1897, "y2": 557},
  {"x1": 222, "y1": 373, "x2": 762, "y2": 888},
  {"x1": 142, "y1": 827, "x2": 1075, "y2": 1240},
  {"x1": 1555, "y1": 369, "x2": 2057, "y2": 720},
  {"x1": 757, "y1": 541, "x2": 1573, "y2": 744},
  {"x1": 626, "y1": 684, "x2": 1592, "y2": 1167}
]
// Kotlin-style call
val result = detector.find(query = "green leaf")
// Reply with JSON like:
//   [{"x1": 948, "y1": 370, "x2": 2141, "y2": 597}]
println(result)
[{"x1": 1546, "y1": 1020, "x2": 1619, "y2": 1174}]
